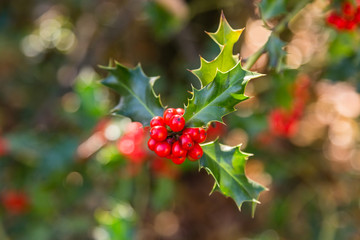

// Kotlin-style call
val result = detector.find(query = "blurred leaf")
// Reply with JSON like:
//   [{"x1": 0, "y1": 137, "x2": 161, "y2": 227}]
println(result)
[
  {"x1": 191, "y1": 12, "x2": 243, "y2": 87},
  {"x1": 200, "y1": 140, "x2": 266, "y2": 211},
  {"x1": 145, "y1": 0, "x2": 188, "y2": 40},
  {"x1": 74, "y1": 70, "x2": 109, "y2": 117},
  {"x1": 271, "y1": 69, "x2": 298, "y2": 109},
  {"x1": 265, "y1": 35, "x2": 287, "y2": 72},
  {"x1": 102, "y1": 63, "x2": 164, "y2": 126},
  {"x1": 184, "y1": 62, "x2": 263, "y2": 127},
  {"x1": 151, "y1": 177, "x2": 175, "y2": 211},
  {"x1": 259, "y1": 0, "x2": 287, "y2": 21}
]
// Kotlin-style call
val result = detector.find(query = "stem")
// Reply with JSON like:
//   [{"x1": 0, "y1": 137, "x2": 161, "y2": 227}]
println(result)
[
  {"x1": 244, "y1": 0, "x2": 311, "y2": 70},
  {"x1": 244, "y1": 45, "x2": 266, "y2": 70}
]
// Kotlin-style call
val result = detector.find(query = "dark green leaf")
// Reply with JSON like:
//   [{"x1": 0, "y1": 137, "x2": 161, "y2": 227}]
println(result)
[
  {"x1": 184, "y1": 62, "x2": 263, "y2": 127},
  {"x1": 265, "y1": 34, "x2": 287, "y2": 72},
  {"x1": 259, "y1": 0, "x2": 287, "y2": 21},
  {"x1": 200, "y1": 140, "x2": 267, "y2": 210},
  {"x1": 101, "y1": 62, "x2": 164, "y2": 125}
]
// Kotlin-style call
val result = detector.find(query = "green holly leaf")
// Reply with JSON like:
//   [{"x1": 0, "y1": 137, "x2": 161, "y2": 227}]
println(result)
[
  {"x1": 184, "y1": 62, "x2": 263, "y2": 127},
  {"x1": 191, "y1": 12, "x2": 243, "y2": 87},
  {"x1": 259, "y1": 0, "x2": 287, "y2": 21},
  {"x1": 200, "y1": 140, "x2": 267, "y2": 212},
  {"x1": 101, "y1": 62, "x2": 164, "y2": 125}
]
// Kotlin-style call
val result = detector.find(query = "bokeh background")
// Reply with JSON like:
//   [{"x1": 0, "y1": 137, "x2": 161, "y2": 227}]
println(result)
[{"x1": 1, "y1": 0, "x2": 360, "y2": 239}]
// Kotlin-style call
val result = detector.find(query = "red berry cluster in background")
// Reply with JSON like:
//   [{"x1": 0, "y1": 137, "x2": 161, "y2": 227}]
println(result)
[
  {"x1": 327, "y1": 1, "x2": 360, "y2": 30},
  {"x1": 268, "y1": 75, "x2": 310, "y2": 138},
  {"x1": 148, "y1": 108, "x2": 206, "y2": 165},
  {"x1": 1, "y1": 190, "x2": 29, "y2": 215},
  {"x1": 117, "y1": 122, "x2": 148, "y2": 164}
]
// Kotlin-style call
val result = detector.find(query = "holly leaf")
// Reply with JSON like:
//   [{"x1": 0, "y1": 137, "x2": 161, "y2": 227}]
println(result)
[
  {"x1": 259, "y1": 0, "x2": 287, "y2": 21},
  {"x1": 200, "y1": 140, "x2": 267, "y2": 212},
  {"x1": 191, "y1": 12, "x2": 243, "y2": 87},
  {"x1": 265, "y1": 34, "x2": 287, "y2": 72},
  {"x1": 101, "y1": 62, "x2": 164, "y2": 125},
  {"x1": 184, "y1": 62, "x2": 263, "y2": 127}
]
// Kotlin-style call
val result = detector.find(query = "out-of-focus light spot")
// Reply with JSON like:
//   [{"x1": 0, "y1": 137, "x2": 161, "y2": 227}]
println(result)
[
  {"x1": 96, "y1": 149, "x2": 111, "y2": 165},
  {"x1": 55, "y1": 29, "x2": 76, "y2": 52},
  {"x1": 21, "y1": 34, "x2": 45, "y2": 57},
  {"x1": 77, "y1": 132, "x2": 106, "y2": 159},
  {"x1": 334, "y1": 90, "x2": 360, "y2": 118},
  {"x1": 245, "y1": 159, "x2": 272, "y2": 187},
  {"x1": 329, "y1": 119, "x2": 355, "y2": 147},
  {"x1": 224, "y1": 128, "x2": 248, "y2": 149},
  {"x1": 156, "y1": 0, "x2": 189, "y2": 19},
  {"x1": 118, "y1": 139, "x2": 135, "y2": 155},
  {"x1": 350, "y1": 151, "x2": 360, "y2": 171},
  {"x1": 154, "y1": 211, "x2": 179, "y2": 237},
  {"x1": 290, "y1": 33, "x2": 315, "y2": 64},
  {"x1": 118, "y1": 117, "x2": 132, "y2": 129},
  {"x1": 104, "y1": 124, "x2": 121, "y2": 141},
  {"x1": 57, "y1": 65, "x2": 77, "y2": 87},
  {"x1": 244, "y1": 20, "x2": 271, "y2": 50},
  {"x1": 324, "y1": 143, "x2": 354, "y2": 162},
  {"x1": 94, "y1": 209, "x2": 115, "y2": 225},
  {"x1": 65, "y1": 171, "x2": 83, "y2": 186},
  {"x1": 286, "y1": 44, "x2": 303, "y2": 69},
  {"x1": 61, "y1": 92, "x2": 80, "y2": 113},
  {"x1": 291, "y1": 112, "x2": 325, "y2": 146},
  {"x1": 39, "y1": 19, "x2": 61, "y2": 46},
  {"x1": 236, "y1": 95, "x2": 258, "y2": 118},
  {"x1": 78, "y1": 67, "x2": 96, "y2": 85},
  {"x1": 92, "y1": 227, "x2": 111, "y2": 240},
  {"x1": 314, "y1": 99, "x2": 336, "y2": 125},
  {"x1": 111, "y1": 202, "x2": 135, "y2": 220},
  {"x1": 241, "y1": 20, "x2": 271, "y2": 70},
  {"x1": 92, "y1": 227, "x2": 110, "y2": 240}
]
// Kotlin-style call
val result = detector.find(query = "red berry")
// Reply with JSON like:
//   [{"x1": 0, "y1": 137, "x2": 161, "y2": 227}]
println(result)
[
  {"x1": 179, "y1": 134, "x2": 193, "y2": 150},
  {"x1": 326, "y1": 13, "x2": 337, "y2": 25},
  {"x1": 355, "y1": 7, "x2": 360, "y2": 23},
  {"x1": 1, "y1": 191, "x2": 29, "y2": 214},
  {"x1": 172, "y1": 156, "x2": 186, "y2": 165},
  {"x1": 169, "y1": 115, "x2": 185, "y2": 132},
  {"x1": 342, "y1": 1, "x2": 355, "y2": 17},
  {"x1": 154, "y1": 141, "x2": 171, "y2": 157},
  {"x1": 172, "y1": 141, "x2": 187, "y2": 157},
  {"x1": 163, "y1": 108, "x2": 176, "y2": 126},
  {"x1": 345, "y1": 20, "x2": 356, "y2": 30},
  {"x1": 175, "y1": 108, "x2": 185, "y2": 115},
  {"x1": 150, "y1": 126, "x2": 168, "y2": 141},
  {"x1": 183, "y1": 128, "x2": 200, "y2": 142},
  {"x1": 150, "y1": 116, "x2": 165, "y2": 127},
  {"x1": 147, "y1": 138, "x2": 157, "y2": 151},
  {"x1": 188, "y1": 143, "x2": 203, "y2": 160},
  {"x1": 197, "y1": 128, "x2": 207, "y2": 143}
]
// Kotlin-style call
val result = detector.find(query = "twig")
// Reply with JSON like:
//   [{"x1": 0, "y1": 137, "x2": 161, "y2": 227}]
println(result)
[{"x1": 244, "y1": 0, "x2": 311, "y2": 70}]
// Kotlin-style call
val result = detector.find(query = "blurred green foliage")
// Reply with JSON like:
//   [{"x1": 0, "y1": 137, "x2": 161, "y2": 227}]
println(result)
[{"x1": 1, "y1": 0, "x2": 360, "y2": 240}]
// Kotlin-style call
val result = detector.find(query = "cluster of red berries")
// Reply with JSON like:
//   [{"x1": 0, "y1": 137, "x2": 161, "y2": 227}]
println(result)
[
  {"x1": 147, "y1": 108, "x2": 206, "y2": 165},
  {"x1": 1, "y1": 190, "x2": 29, "y2": 215},
  {"x1": 327, "y1": 1, "x2": 360, "y2": 30},
  {"x1": 269, "y1": 75, "x2": 310, "y2": 138},
  {"x1": 117, "y1": 122, "x2": 148, "y2": 164}
]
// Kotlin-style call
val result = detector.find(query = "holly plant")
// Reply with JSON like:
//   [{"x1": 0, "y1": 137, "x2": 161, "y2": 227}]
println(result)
[{"x1": 101, "y1": 13, "x2": 266, "y2": 213}]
